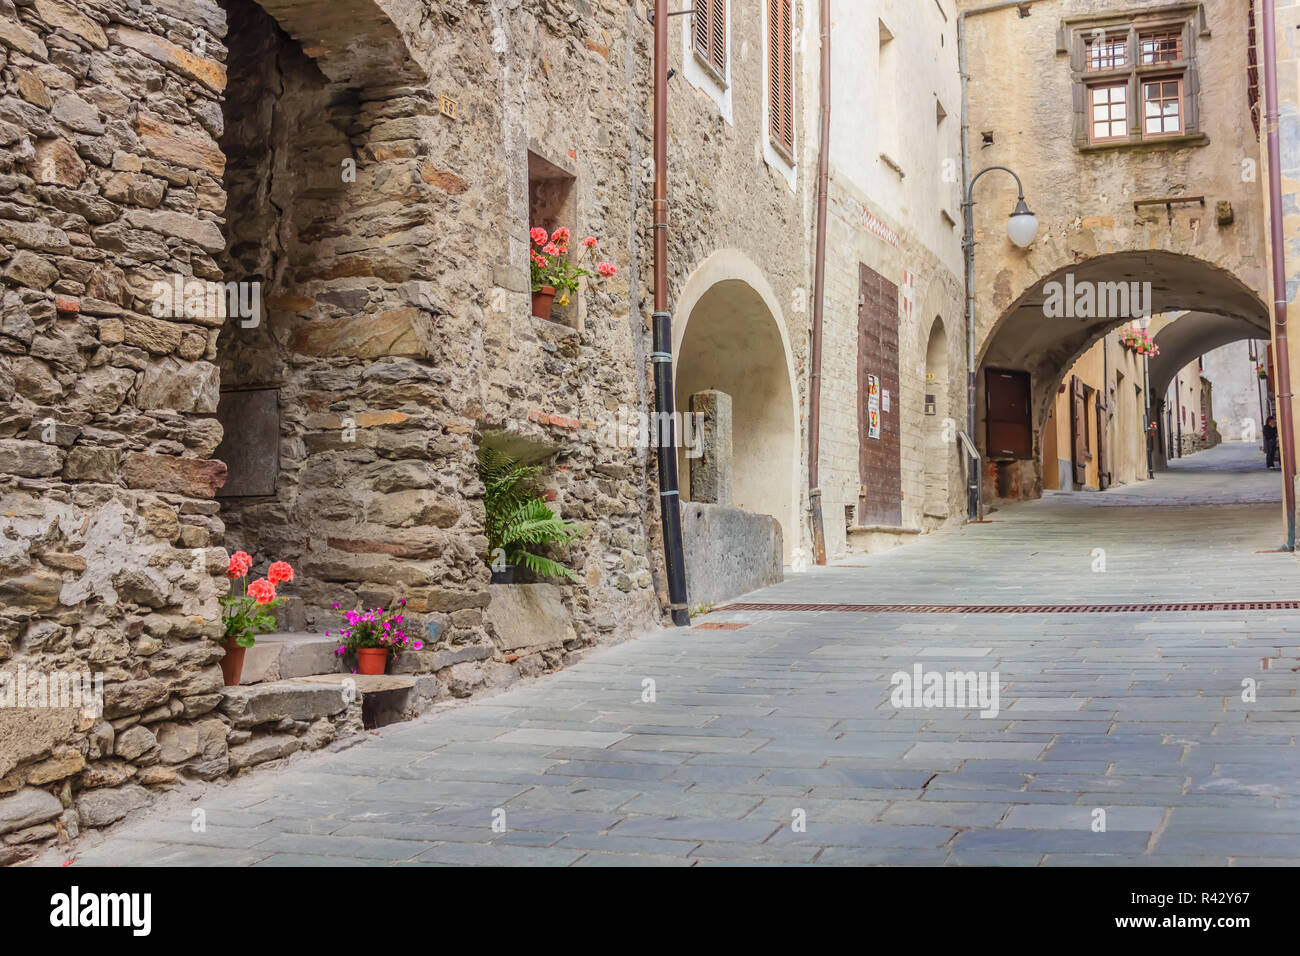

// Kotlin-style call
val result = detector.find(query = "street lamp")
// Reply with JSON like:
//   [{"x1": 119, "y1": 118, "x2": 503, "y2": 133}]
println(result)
[{"x1": 962, "y1": 165, "x2": 1037, "y2": 521}]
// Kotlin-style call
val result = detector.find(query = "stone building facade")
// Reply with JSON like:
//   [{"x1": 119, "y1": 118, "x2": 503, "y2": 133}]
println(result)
[
  {"x1": 0, "y1": 0, "x2": 828, "y2": 859},
  {"x1": 816, "y1": 0, "x2": 967, "y2": 557},
  {"x1": 0, "y1": 0, "x2": 1283, "y2": 860},
  {"x1": 961, "y1": 0, "x2": 1271, "y2": 502}
]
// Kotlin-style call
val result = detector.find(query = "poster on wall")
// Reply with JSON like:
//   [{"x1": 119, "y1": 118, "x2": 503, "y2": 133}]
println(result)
[{"x1": 868, "y1": 374, "x2": 881, "y2": 440}]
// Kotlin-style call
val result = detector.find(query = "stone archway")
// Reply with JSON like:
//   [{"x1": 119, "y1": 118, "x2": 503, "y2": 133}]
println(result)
[
  {"x1": 923, "y1": 317, "x2": 950, "y2": 522},
  {"x1": 976, "y1": 250, "x2": 1270, "y2": 500},
  {"x1": 673, "y1": 251, "x2": 800, "y2": 563},
  {"x1": 245, "y1": 0, "x2": 430, "y2": 87}
]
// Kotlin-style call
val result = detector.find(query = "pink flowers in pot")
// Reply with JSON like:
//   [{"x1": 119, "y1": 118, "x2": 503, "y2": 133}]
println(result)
[
  {"x1": 1119, "y1": 323, "x2": 1159, "y2": 357},
  {"x1": 328, "y1": 597, "x2": 424, "y2": 657},
  {"x1": 529, "y1": 226, "x2": 618, "y2": 309}
]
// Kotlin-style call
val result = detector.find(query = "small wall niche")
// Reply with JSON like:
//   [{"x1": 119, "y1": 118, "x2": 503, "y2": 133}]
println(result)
[
  {"x1": 527, "y1": 149, "x2": 581, "y2": 327},
  {"x1": 528, "y1": 149, "x2": 576, "y2": 239},
  {"x1": 215, "y1": 387, "x2": 281, "y2": 497}
]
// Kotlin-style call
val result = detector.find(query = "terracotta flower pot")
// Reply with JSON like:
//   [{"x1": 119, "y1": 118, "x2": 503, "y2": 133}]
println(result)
[
  {"x1": 531, "y1": 286, "x2": 557, "y2": 320},
  {"x1": 357, "y1": 647, "x2": 388, "y2": 676},
  {"x1": 220, "y1": 638, "x2": 246, "y2": 686}
]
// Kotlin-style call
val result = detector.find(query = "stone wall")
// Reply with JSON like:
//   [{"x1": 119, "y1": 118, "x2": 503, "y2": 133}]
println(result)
[{"x1": 3, "y1": 0, "x2": 816, "y2": 862}]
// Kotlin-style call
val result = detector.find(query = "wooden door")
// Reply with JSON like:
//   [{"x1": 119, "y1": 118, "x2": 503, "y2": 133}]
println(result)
[
  {"x1": 857, "y1": 264, "x2": 901, "y2": 527},
  {"x1": 985, "y1": 368, "x2": 1032, "y2": 459},
  {"x1": 1070, "y1": 375, "x2": 1086, "y2": 486}
]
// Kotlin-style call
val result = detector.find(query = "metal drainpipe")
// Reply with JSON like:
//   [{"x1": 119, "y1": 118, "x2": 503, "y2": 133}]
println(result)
[
  {"x1": 1175, "y1": 373, "x2": 1182, "y2": 458},
  {"x1": 651, "y1": 0, "x2": 690, "y2": 625},
  {"x1": 1142, "y1": 351, "x2": 1154, "y2": 479},
  {"x1": 959, "y1": 0, "x2": 1053, "y2": 522},
  {"x1": 808, "y1": 0, "x2": 831, "y2": 565},
  {"x1": 1261, "y1": 0, "x2": 1298, "y2": 550}
]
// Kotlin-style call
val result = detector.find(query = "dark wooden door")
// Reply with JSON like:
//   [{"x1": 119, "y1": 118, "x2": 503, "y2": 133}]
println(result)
[
  {"x1": 985, "y1": 368, "x2": 1032, "y2": 459},
  {"x1": 1096, "y1": 388, "x2": 1107, "y2": 489},
  {"x1": 857, "y1": 264, "x2": 901, "y2": 527},
  {"x1": 1070, "y1": 376, "x2": 1087, "y2": 486}
]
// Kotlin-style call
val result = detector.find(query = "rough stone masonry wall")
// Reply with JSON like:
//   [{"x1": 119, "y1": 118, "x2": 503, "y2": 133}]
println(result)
[
  {"x1": 212, "y1": 0, "x2": 491, "y2": 659},
  {"x1": 0, "y1": 0, "x2": 817, "y2": 861},
  {"x1": 0, "y1": 0, "x2": 241, "y2": 862}
]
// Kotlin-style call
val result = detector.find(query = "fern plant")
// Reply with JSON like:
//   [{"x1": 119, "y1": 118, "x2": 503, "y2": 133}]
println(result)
[{"x1": 479, "y1": 447, "x2": 585, "y2": 581}]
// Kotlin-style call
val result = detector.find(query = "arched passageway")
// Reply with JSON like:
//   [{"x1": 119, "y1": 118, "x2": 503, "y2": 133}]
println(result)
[
  {"x1": 673, "y1": 254, "x2": 800, "y2": 564},
  {"x1": 923, "y1": 318, "x2": 950, "y2": 522},
  {"x1": 976, "y1": 251, "x2": 1270, "y2": 501}
]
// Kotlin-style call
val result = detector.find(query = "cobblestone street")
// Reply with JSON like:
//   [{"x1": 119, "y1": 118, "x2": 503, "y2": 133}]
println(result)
[{"x1": 42, "y1": 442, "x2": 1300, "y2": 867}]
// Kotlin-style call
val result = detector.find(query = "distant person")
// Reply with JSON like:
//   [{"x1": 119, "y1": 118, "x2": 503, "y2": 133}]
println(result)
[{"x1": 1264, "y1": 415, "x2": 1278, "y2": 470}]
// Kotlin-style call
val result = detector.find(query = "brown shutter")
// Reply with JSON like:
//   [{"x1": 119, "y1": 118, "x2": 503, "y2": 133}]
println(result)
[
  {"x1": 711, "y1": 0, "x2": 727, "y2": 74},
  {"x1": 780, "y1": 0, "x2": 793, "y2": 152},
  {"x1": 693, "y1": 0, "x2": 710, "y2": 62},
  {"x1": 769, "y1": 0, "x2": 794, "y2": 154},
  {"x1": 693, "y1": 0, "x2": 727, "y2": 75},
  {"x1": 768, "y1": 0, "x2": 781, "y2": 143}
]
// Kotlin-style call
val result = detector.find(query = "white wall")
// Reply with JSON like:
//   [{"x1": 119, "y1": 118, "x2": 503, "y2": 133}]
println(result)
[
  {"x1": 1202, "y1": 340, "x2": 1269, "y2": 441},
  {"x1": 828, "y1": 0, "x2": 964, "y2": 275}
]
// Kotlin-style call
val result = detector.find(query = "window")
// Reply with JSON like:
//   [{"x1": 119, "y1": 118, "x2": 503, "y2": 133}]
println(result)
[
  {"x1": 1090, "y1": 83, "x2": 1128, "y2": 142},
  {"x1": 1142, "y1": 77, "x2": 1182, "y2": 136},
  {"x1": 1064, "y1": 6, "x2": 1207, "y2": 149},
  {"x1": 768, "y1": 0, "x2": 794, "y2": 158},
  {"x1": 1139, "y1": 30, "x2": 1182, "y2": 64},
  {"x1": 692, "y1": 0, "x2": 727, "y2": 79},
  {"x1": 1085, "y1": 33, "x2": 1127, "y2": 71}
]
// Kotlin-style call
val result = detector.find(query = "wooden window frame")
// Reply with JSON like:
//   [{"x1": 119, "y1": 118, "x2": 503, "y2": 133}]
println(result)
[
  {"x1": 1138, "y1": 29, "x2": 1183, "y2": 65},
  {"x1": 1087, "y1": 80, "x2": 1130, "y2": 145},
  {"x1": 767, "y1": 0, "x2": 795, "y2": 161},
  {"x1": 692, "y1": 0, "x2": 728, "y2": 84},
  {"x1": 1140, "y1": 74, "x2": 1184, "y2": 138},
  {"x1": 1061, "y1": 4, "x2": 1209, "y2": 151},
  {"x1": 1084, "y1": 32, "x2": 1128, "y2": 72}
]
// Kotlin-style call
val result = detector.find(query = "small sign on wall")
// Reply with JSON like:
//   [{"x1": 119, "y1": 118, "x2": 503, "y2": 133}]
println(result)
[
  {"x1": 867, "y1": 374, "x2": 881, "y2": 440},
  {"x1": 882, "y1": 389, "x2": 891, "y2": 413}
]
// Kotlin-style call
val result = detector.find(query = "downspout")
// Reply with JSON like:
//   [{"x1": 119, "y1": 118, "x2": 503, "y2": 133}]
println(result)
[
  {"x1": 651, "y1": 0, "x2": 690, "y2": 624},
  {"x1": 1261, "y1": 0, "x2": 1297, "y2": 550},
  {"x1": 808, "y1": 0, "x2": 831, "y2": 565},
  {"x1": 1101, "y1": 334, "x2": 1109, "y2": 488},
  {"x1": 959, "y1": 11, "x2": 977, "y2": 521},
  {"x1": 1142, "y1": 351, "x2": 1153, "y2": 479},
  {"x1": 1174, "y1": 373, "x2": 1182, "y2": 458},
  {"x1": 959, "y1": 0, "x2": 1053, "y2": 521}
]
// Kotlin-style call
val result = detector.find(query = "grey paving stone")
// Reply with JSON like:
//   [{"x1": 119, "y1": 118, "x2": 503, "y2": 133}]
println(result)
[{"x1": 413, "y1": 842, "x2": 585, "y2": 866}]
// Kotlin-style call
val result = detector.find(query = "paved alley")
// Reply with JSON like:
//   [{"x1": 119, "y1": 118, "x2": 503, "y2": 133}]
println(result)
[{"x1": 43, "y1": 442, "x2": 1300, "y2": 867}]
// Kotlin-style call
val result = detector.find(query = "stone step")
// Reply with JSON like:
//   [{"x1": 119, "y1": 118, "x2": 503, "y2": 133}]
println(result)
[
  {"x1": 288, "y1": 674, "x2": 432, "y2": 729},
  {"x1": 240, "y1": 632, "x2": 344, "y2": 685}
]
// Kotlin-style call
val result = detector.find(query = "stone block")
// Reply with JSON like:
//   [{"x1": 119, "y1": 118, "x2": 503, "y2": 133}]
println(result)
[
  {"x1": 228, "y1": 734, "x2": 300, "y2": 770},
  {"x1": 0, "y1": 788, "x2": 63, "y2": 836},
  {"x1": 680, "y1": 502, "x2": 783, "y2": 606},
  {"x1": 484, "y1": 583, "x2": 577, "y2": 656},
  {"x1": 75, "y1": 783, "x2": 151, "y2": 828},
  {"x1": 689, "y1": 389, "x2": 733, "y2": 506},
  {"x1": 219, "y1": 681, "x2": 350, "y2": 728}
]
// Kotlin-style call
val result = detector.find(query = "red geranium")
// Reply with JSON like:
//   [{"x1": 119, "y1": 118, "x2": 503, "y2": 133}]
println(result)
[
  {"x1": 267, "y1": 561, "x2": 294, "y2": 585},
  {"x1": 226, "y1": 551, "x2": 252, "y2": 578},
  {"x1": 246, "y1": 578, "x2": 277, "y2": 605}
]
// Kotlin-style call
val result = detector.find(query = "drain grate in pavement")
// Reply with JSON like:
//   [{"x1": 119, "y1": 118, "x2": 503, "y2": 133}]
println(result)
[{"x1": 714, "y1": 600, "x2": 1300, "y2": 614}]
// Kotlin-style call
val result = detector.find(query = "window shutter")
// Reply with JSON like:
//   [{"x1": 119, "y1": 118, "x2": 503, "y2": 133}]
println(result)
[
  {"x1": 768, "y1": 0, "x2": 794, "y2": 154},
  {"x1": 693, "y1": 0, "x2": 710, "y2": 61},
  {"x1": 693, "y1": 0, "x2": 727, "y2": 75},
  {"x1": 711, "y1": 0, "x2": 726, "y2": 74}
]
